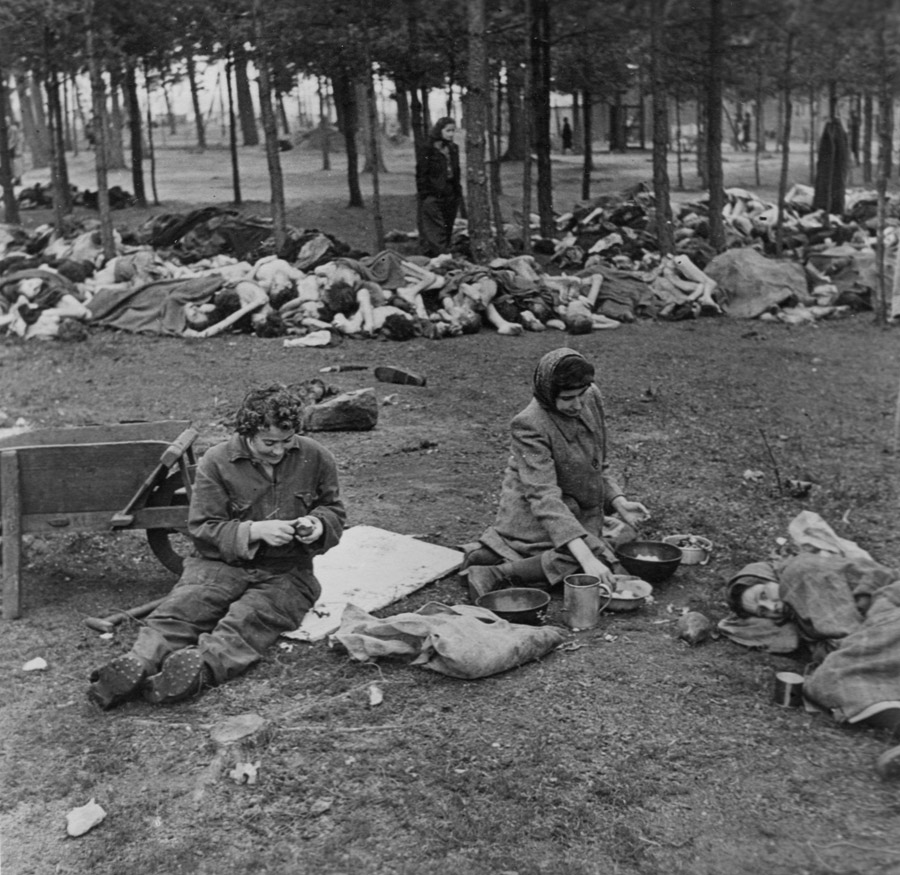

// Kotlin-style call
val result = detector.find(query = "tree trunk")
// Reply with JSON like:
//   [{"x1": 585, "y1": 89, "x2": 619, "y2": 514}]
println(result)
[
  {"x1": 143, "y1": 63, "x2": 160, "y2": 205},
  {"x1": 358, "y1": 81, "x2": 387, "y2": 174},
  {"x1": 107, "y1": 71, "x2": 126, "y2": 169},
  {"x1": 226, "y1": 51, "x2": 242, "y2": 205},
  {"x1": 774, "y1": 31, "x2": 795, "y2": 258},
  {"x1": 15, "y1": 73, "x2": 50, "y2": 168},
  {"x1": 696, "y1": 95, "x2": 707, "y2": 186},
  {"x1": 364, "y1": 63, "x2": 385, "y2": 252},
  {"x1": 502, "y1": 64, "x2": 526, "y2": 161},
  {"x1": 394, "y1": 86, "x2": 410, "y2": 137},
  {"x1": 0, "y1": 70, "x2": 20, "y2": 224},
  {"x1": 486, "y1": 74, "x2": 508, "y2": 256},
  {"x1": 581, "y1": 89, "x2": 593, "y2": 201},
  {"x1": 186, "y1": 53, "x2": 206, "y2": 151},
  {"x1": 649, "y1": 0, "x2": 673, "y2": 256},
  {"x1": 45, "y1": 66, "x2": 73, "y2": 218},
  {"x1": 85, "y1": 7, "x2": 116, "y2": 260},
  {"x1": 808, "y1": 88, "x2": 817, "y2": 185},
  {"x1": 705, "y1": 0, "x2": 725, "y2": 251},
  {"x1": 233, "y1": 45, "x2": 259, "y2": 146},
  {"x1": 253, "y1": 0, "x2": 286, "y2": 253},
  {"x1": 317, "y1": 77, "x2": 331, "y2": 171},
  {"x1": 332, "y1": 68, "x2": 363, "y2": 208},
  {"x1": 863, "y1": 92, "x2": 873, "y2": 184},
  {"x1": 531, "y1": 0, "x2": 553, "y2": 238},
  {"x1": 875, "y1": 19, "x2": 892, "y2": 324},
  {"x1": 466, "y1": 0, "x2": 495, "y2": 263},
  {"x1": 123, "y1": 64, "x2": 146, "y2": 207}
]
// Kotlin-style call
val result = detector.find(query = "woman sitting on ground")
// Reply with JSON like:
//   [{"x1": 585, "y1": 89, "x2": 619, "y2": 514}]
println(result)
[{"x1": 464, "y1": 347, "x2": 650, "y2": 601}]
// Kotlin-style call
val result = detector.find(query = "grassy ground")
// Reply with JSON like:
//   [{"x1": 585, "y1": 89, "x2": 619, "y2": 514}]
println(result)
[{"x1": 2, "y1": 140, "x2": 900, "y2": 875}]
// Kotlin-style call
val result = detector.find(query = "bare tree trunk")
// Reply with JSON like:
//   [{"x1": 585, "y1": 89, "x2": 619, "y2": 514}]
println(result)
[
  {"x1": 674, "y1": 88, "x2": 684, "y2": 190},
  {"x1": 226, "y1": 51, "x2": 242, "y2": 205},
  {"x1": 363, "y1": 17, "x2": 385, "y2": 253},
  {"x1": 107, "y1": 70, "x2": 126, "y2": 169},
  {"x1": 775, "y1": 31, "x2": 795, "y2": 258},
  {"x1": 123, "y1": 63, "x2": 146, "y2": 207},
  {"x1": 863, "y1": 92, "x2": 873, "y2": 183},
  {"x1": 808, "y1": 87, "x2": 817, "y2": 186},
  {"x1": 186, "y1": 52, "x2": 206, "y2": 151},
  {"x1": 485, "y1": 76, "x2": 508, "y2": 256},
  {"x1": 253, "y1": 0, "x2": 286, "y2": 252},
  {"x1": 394, "y1": 85, "x2": 410, "y2": 136},
  {"x1": 502, "y1": 63, "x2": 526, "y2": 161},
  {"x1": 333, "y1": 68, "x2": 363, "y2": 207},
  {"x1": 875, "y1": 16, "x2": 892, "y2": 325},
  {"x1": 85, "y1": 4, "x2": 115, "y2": 260},
  {"x1": 466, "y1": 0, "x2": 495, "y2": 263},
  {"x1": 143, "y1": 63, "x2": 160, "y2": 206},
  {"x1": 650, "y1": 0, "x2": 673, "y2": 255},
  {"x1": 45, "y1": 67, "x2": 73, "y2": 218},
  {"x1": 705, "y1": 0, "x2": 725, "y2": 251},
  {"x1": 0, "y1": 68, "x2": 20, "y2": 224},
  {"x1": 359, "y1": 81, "x2": 387, "y2": 174},
  {"x1": 521, "y1": 0, "x2": 533, "y2": 254},
  {"x1": 531, "y1": 0, "x2": 553, "y2": 238},
  {"x1": 754, "y1": 66, "x2": 763, "y2": 186},
  {"x1": 15, "y1": 73, "x2": 50, "y2": 168},
  {"x1": 233, "y1": 46, "x2": 259, "y2": 146},
  {"x1": 581, "y1": 88, "x2": 592, "y2": 201},
  {"x1": 317, "y1": 77, "x2": 331, "y2": 171}
]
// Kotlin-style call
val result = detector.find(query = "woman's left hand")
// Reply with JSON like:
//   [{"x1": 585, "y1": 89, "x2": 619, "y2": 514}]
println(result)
[
  {"x1": 293, "y1": 515, "x2": 324, "y2": 544},
  {"x1": 613, "y1": 497, "x2": 650, "y2": 528}
]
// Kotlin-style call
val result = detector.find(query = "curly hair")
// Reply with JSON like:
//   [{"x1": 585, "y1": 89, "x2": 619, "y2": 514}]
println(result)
[{"x1": 234, "y1": 384, "x2": 307, "y2": 436}]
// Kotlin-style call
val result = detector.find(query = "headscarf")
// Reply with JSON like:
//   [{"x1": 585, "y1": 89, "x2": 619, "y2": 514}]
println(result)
[{"x1": 532, "y1": 347, "x2": 595, "y2": 411}]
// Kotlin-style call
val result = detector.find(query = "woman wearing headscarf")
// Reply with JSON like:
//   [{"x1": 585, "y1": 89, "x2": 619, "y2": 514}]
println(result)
[
  {"x1": 415, "y1": 117, "x2": 462, "y2": 257},
  {"x1": 466, "y1": 348, "x2": 649, "y2": 601}
]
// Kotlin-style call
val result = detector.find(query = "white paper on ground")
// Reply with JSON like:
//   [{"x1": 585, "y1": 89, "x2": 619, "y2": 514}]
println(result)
[{"x1": 283, "y1": 525, "x2": 463, "y2": 642}]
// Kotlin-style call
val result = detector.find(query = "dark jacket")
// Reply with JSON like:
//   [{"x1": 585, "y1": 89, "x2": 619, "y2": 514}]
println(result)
[
  {"x1": 416, "y1": 140, "x2": 462, "y2": 201},
  {"x1": 188, "y1": 433, "x2": 345, "y2": 570}
]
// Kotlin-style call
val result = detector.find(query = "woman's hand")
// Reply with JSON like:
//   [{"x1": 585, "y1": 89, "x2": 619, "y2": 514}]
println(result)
[
  {"x1": 249, "y1": 520, "x2": 296, "y2": 546},
  {"x1": 293, "y1": 515, "x2": 324, "y2": 544},
  {"x1": 612, "y1": 496, "x2": 651, "y2": 528},
  {"x1": 579, "y1": 555, "x2": 616, "y2": 588}
]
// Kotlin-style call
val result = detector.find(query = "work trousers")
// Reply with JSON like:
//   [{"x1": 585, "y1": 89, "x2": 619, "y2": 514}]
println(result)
[
  {"x1": 420, "y1": 194, "x2": 460, "y2": 256},
  {"x1": 130, "y1": 556, "x2": 320, "y2": 684}
]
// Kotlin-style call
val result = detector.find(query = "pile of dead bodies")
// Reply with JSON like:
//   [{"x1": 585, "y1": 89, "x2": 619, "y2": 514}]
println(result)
[{"x1": 0, "y1": 183, "x2": 894, "y2": 343}]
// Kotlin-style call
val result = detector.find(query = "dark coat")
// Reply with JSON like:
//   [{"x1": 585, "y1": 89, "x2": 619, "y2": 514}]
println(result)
[{"x1": 416, "y1": 140, "x2": 462, "y2": 201}]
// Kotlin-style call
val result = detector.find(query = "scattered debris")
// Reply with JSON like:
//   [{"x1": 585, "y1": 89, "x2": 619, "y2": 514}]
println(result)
[
  {"x1": 22, "y1": 657, "x2": 48, "y2": 672},
  {"x1": 66, "y1": 798, "x2": 106, "y2": 837},
  {"x1": 228, "y1": 761, "x2": 261, "y2": 786},
  {"x1": 676, "y1": 611, "x2": 713, "y2": 646},
  {"x1": 368, "y1": 684, "x2": 384, "y2": 707},
  {"x1": 742, "y1": 469, "x2": 765, "y2": 483}
]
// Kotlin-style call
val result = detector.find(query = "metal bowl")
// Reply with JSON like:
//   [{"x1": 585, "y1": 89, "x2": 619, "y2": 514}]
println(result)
[
  {"x1": 614, "y1": 540, "x2": 683, "y2": 584},
  {"x1": 476, "y1": 587, "x2": 550, "y2": 625},
  {"x1": 607, "y1": 576, "x2": 654, "y2": 612},
  {"x1": 663, "y1": 533, "x2": 712, "y2": 566}
]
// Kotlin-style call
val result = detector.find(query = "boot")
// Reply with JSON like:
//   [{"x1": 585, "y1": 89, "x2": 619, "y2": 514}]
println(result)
[
  {"x1": 88, "y1": 654, "x2": 150, "y2": 710},
  {"x1": 143, "y1": 647, "x2": 211, "y2": 705},
  {"x1": 468, "y1": 565, "x2": 514, "y2": 602}
]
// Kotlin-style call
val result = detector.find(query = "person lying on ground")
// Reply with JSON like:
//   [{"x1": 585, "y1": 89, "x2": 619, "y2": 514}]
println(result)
[
  {"x1": 463, "y1": 347, "x2": 650, "y2": 601},
  {"x1": 548, "y1": 272, "x2": 622, "y2": 333},
  {"x1": 182, "y1": 279, "x2": 271, "y2": 338},
  {"x1": 0, "y1": 270, "x2": 91, "y2": 339},
  {"x1": 88, "y1": 383, "x2": 345, "y2": 709},
  {"x1": 725, "y1": 550, "x2": 900, "y2": 779}
]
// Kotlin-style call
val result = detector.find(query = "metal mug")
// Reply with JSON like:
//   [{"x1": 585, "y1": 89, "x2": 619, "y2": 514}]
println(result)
[
  {"x1": 773, "y1": 671, "x2": 805, "y2": 707},
  {"x1": 562, "y1": 574, "x2": 613, "y2": 631}
]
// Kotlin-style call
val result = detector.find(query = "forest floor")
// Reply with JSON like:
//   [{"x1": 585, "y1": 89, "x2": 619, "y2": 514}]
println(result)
[{"x1": 2, "y1": 137, "x2": 900, "y2": 875}]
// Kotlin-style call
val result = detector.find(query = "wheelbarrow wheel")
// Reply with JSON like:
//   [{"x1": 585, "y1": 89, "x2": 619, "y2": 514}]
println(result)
[{"x1": 146, "y1": 469, "x2": 193, "y2": 576}]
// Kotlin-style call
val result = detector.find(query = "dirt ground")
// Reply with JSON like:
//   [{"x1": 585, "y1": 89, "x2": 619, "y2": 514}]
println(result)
[{"x1": 2, "y1": 141, "x2": 900, "y2": 875}]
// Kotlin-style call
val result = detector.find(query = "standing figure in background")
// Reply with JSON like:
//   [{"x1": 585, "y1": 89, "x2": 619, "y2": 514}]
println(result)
[
  {"x1": 416, "y1": 117, "x2": 463, "y2": 257},
  {"x1": 741, "y1": 112, "x2": 752, "y2": 152},
  {"x1": 561, "y1": 118, "x2": 573, "y2": 153}
]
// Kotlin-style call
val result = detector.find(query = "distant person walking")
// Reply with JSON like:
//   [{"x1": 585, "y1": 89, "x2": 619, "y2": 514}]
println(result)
[
  {"x1": 849, "y1": 110, "x2": 861, "y2": 166},
  {"x1": 415, "y1": 117, "x2": 462, "y2": 257},
  {"x1": 741, "y1": 112, "x2": 752, "y2": 151},
  {"x1": 561, "y1": 118, "x2": 573, "y2": 153}
]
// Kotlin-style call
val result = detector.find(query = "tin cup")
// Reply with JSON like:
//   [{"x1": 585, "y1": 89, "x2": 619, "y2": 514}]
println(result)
[
  {"x1": 773, "y1": 671, "x2": 805, "y2": 707},
  {"x1": 562, "y1": 574, "x2": 613, "y2": 631}
]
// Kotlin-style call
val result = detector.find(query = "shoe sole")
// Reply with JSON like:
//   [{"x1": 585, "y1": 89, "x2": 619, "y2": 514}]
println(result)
[
  {"x1": 88, "y1": 655, "x2": 147, "y2": 710},
  {"x1": 144, "y1": 649, "x2": 205, "y2": 705}
]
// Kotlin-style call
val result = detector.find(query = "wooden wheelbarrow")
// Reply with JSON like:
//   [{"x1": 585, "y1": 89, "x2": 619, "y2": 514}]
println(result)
[{"x1": 0, "y1": 420, "x2": 197, "y2": 620}]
